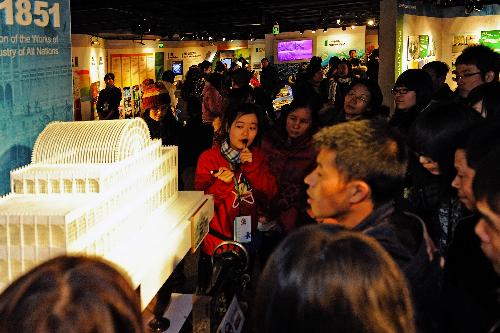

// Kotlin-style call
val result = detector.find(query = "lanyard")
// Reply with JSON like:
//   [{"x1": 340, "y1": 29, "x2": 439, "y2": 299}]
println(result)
[{"x1": 229, "y1": 163, "x2": 243, "y2": 216}]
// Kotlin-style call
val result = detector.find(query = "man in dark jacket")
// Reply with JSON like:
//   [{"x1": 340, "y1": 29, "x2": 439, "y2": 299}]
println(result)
[
  {"x1": 97, "y1": 72, "x2": 122, "y2": 120},
  {"x1": 473, "y1": 148, "x2": 500, "y2": 333},
  {"x1": 260, "y1": 58, "x2": 281, "y2": 99},
  {"x1": 304, "y1": 119, "x2": 441, "y2": 332},
  {"x1": 444, "y1": 123, "x2": 500, "y2": 333}
]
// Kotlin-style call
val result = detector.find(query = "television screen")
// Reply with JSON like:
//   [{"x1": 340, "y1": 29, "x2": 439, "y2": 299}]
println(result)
[
  {"x1": 221, "y1": 58, "x2": 232, "y2": 69},
  {"x1": 172, "y1": 61, "x2": 183, "y2": 75},
  {"x1": 277, "y1": 39, "x2": 313, "y2": 62}
]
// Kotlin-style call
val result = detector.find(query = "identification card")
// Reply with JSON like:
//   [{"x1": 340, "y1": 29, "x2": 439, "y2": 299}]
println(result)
[{"x1": 234, "y1": 216, "x2": 251, "y2": 243}]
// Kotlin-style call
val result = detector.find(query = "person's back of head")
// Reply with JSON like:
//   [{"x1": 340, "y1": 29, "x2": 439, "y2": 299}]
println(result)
[
  {"x1": 254, "y1": 225, "x2": 415, "y2": 333},
  {"x1": 422, "y1": 61, "x2": 449, "y2": 78},
  {"x1": 0, "y1": 255, "x2": 144, "y2": 333},
  {"x1": 312, "y1": 119, "x2": 408, "y2": 206},
  {"x1": 409, "y1": 102, "x2": 481, "y2": 180},
  {"x1": 199, "y1": 60, "x2": 212, "y2": 73},
  {"x1": 206, "y1": 72, "x2": 223, "y2": 93},
  {"x1": 422, "y1": 61, "x2": 449, "y2": 91},
  {"x1": 214, "y1": 60, "x2": 225, "y2": 73},
  {"x1": 467, "y1": 81, "x2": 500, "y2": 120},
  {"x1": 161, "y1": 70, "x2": 176, "y2": 84},
  {"x1": 231, "y1": 68, "x2": 251, "y2": 88},
  {"x1": 309, "y1": 56, "x2": 322, "y2": 67},
  {"x1": 456, "y1": 44, "x2": 500, "y2": 82}
]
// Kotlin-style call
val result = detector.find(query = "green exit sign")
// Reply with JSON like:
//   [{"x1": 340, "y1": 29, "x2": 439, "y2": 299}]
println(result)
[
  {"x1": 273, "y1": 24, "x2": 279, "y2": 35},
  {"x1": 158, "y1": 42, "x2": 164, "y2": 48}
]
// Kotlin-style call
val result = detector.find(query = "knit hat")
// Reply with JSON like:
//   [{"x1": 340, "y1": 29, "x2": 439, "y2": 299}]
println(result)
[{"x1": 141, "y1": 79, "x2": 170, "y2": 110}]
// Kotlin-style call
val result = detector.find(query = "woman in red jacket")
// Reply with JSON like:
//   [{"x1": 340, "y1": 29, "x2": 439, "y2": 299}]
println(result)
[{"x1": 195, "y1": 102, "x2": 278, "y2": 291}]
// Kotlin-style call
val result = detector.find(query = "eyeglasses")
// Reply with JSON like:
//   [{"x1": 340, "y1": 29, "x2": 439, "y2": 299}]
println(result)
[
  {"x1": 391, "y1": 87, "x2": 411, "y2": 95},
  {"x1": 452, "y1": 71, "x2": 481, "y2": 81},
  {"x1": 346, "y1": 91, "x2": 369, "y2": 103}
]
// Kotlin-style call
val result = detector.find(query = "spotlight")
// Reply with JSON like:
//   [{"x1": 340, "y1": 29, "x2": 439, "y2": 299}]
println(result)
[
  {"x1": 323, "y1": 26, "x2": 328, "y2": 32},
  {"x1": 312, "y1": 29, "x2": 316, "y2": 34},
  {"x1": 299, "y1": 29, "x2": 304, "y2": 35},
  {"x1": 336, "y1": 19, "x2": 341, "y2": 25},
  {"x1": 222, "y1": 37, "x2": 226, "y2": 41},
  {"x1": 351, "y1": 25, "x2": 355, "y2": 30},
  {"x1": 367, "y1": 19, "x2": 374, "y2": 26}
]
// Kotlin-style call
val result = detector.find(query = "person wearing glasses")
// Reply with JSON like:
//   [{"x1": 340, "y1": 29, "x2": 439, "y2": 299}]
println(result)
[
  {"x1": 389, "y1": 69, "x2": 433, "y2": 137},
  {"x1": 328, "y1": 78, "x2": 385, "y2": 125},
  {"x1": 454, "y1": 44, "x2": 500, "y2": 100}
]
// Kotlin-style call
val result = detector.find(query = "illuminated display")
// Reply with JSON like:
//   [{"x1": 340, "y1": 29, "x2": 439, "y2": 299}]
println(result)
[{"x1": 277, "y1": 39, "x2": 313, "y2": 62}]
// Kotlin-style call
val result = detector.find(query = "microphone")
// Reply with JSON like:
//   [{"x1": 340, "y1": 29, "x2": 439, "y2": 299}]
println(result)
[{"x1": 242, "y1": 138, "x2": 248, "y2": 148}]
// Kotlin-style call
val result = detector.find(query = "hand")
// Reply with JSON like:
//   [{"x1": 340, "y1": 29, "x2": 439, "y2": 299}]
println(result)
[
  {"x1": 211, "y1": 167, "x2": 234, "y2": 183},
  {"x1": 240, "y1": 148, "x2": 253, "y2": 164}
]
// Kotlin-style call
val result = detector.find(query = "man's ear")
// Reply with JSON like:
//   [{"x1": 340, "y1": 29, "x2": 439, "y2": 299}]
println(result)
[
  {"x1": 484, "y1": 70, "x2": 495, "y2": 83},
  {"x1": 348, "y1": 180, "x2": 371, "y2": 204}
]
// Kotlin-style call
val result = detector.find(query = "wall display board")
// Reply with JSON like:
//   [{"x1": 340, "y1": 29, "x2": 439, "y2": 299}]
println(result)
[
  {"x1": 480, "y1": 30, "x2": 500, "y2": 52},
  {"x1": 316, "y1": 26, "x2": 366, "y2": 66},
  {"x1": 110, "y1": 53, "x2": 155, "y2": 89},
  {"x1": 155, "y1": 52, "x2": 164, "y2": 81},
  {"x1": 0, "y1": 0, "x2": 72, "y2": 195},
  {"x1": 182, "y1": 49, "x2": 205, "y2": 72},
  {"x1": 396, "y1": 1, "x2": 499, "y2": 79}
]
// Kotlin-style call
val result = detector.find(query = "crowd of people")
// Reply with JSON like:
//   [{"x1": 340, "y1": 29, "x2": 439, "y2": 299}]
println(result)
[{"x1": 1, "y1": 44, "x2": 499, "y2": 333}]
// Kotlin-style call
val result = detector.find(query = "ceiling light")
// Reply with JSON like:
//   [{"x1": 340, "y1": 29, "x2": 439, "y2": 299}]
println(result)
[
  {"x1": 336, "y1": 19, "x2": 341, "y2": 25},
  {"x1": 367, "y1": 19, "x2": 374, "y2": 26},
  {"x1": 351, "y1": 25, "x2": 355, "y2": 29},
  {"x1": 222, "y1": 37, "x2": 226, "y2": 41}
]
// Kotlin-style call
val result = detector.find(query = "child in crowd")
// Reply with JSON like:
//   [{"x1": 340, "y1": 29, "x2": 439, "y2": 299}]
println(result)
[{"x1": 195, "y1": 102, "x2": 278, "y2": 290}]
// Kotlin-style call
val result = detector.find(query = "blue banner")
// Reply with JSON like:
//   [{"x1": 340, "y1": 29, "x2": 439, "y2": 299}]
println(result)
[{"x1": 0, "y1": 0, "x2": 72, "y2": 195}]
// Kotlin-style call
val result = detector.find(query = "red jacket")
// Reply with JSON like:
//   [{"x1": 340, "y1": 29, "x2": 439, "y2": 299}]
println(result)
[{"x1": 195, "y1": 145, "x2": 278, "y2": 255}]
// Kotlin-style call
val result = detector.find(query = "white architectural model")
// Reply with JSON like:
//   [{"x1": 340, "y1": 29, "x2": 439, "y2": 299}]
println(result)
[{"x1": 0, "y1": 118, "x2": 179, "y2": 291}]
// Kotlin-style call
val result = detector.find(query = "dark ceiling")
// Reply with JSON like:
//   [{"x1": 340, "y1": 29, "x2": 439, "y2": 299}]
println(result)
[
  {"x1": 70, "y1": 0, "x2": 381, "y2": 40},
  {"x1": 70, "y1": 0, "x2": 499, "y2": 41}
]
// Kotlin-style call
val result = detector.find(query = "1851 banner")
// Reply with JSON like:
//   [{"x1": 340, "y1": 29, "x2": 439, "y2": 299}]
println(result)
[{"x1": 0, "y1": 0, "x2": 72, "y2": 195}]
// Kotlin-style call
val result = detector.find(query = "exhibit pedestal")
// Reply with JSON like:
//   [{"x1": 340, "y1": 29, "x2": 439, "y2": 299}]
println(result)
[{"x1": 105, "y1": 191, "x2": 213, "y2": 309}]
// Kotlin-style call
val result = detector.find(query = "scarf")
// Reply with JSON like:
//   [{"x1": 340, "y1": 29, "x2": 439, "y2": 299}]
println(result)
[{"x1": 221, "y1": 140, "x2": 241, "y2": 164}]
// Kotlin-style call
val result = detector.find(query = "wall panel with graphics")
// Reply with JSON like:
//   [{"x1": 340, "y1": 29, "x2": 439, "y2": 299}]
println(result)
[{"x1": 0, "y1": 0, "x2": 72, "y2": 195}]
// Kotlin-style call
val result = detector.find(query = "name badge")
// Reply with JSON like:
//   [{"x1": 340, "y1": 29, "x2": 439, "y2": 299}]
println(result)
[{"x1": 234, "y1": 216, "x2": 251, "y2": 243}]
